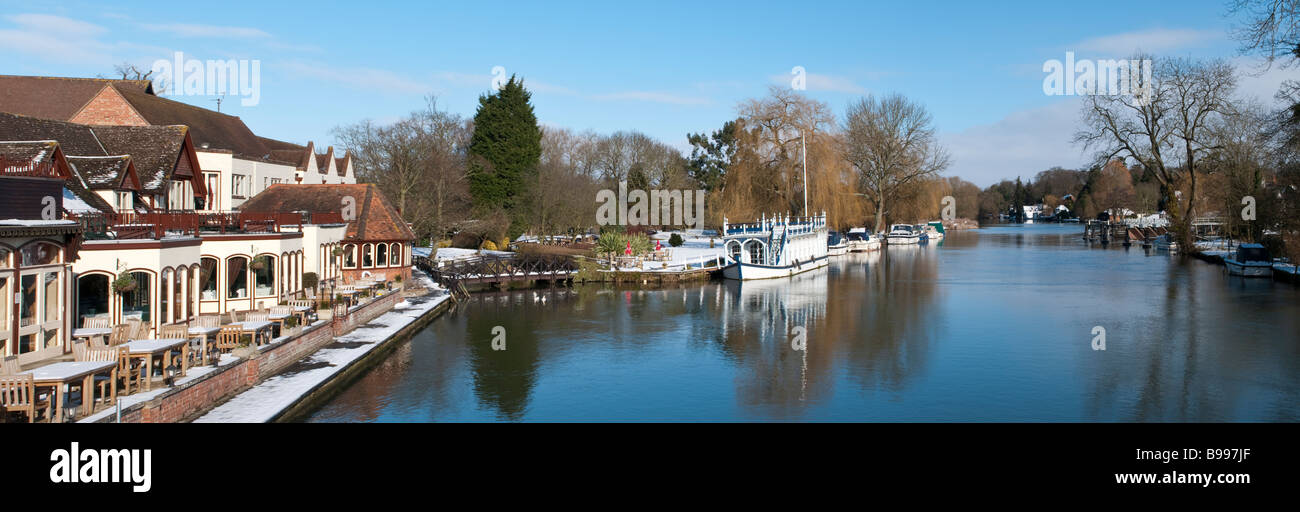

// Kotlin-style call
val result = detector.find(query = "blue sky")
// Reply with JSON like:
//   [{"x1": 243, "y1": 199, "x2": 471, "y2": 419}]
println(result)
[{"x1": 2, "y1": 0, "x2": 1296, "y2": 186}]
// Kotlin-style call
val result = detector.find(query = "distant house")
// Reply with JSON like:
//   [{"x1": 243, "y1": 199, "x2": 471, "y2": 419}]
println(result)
[{"x1": 237, "y1": 184, "x2": 415, "y2": 282}]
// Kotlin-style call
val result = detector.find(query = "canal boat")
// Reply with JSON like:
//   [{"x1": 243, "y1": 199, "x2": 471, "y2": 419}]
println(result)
[
  {"x1": 827, "y1": 231, "x2": 849, "y2": 256},
  {"x1": 912, "y1": 224, "x2": 931, "y2": 243},
  {"x1": 1153, "y1": 233, "x2": 1178, "y2": 252},
  {"x1": 1224, "y1": 243, "x2": 1273, "y2": 277},
  {"x1": 886, "y1": 224, "x2": 921, "y2": 245},
  {"x1": 721, "y1": 213, "x2": 829, "y2": 280},
  {"x1": 845, "y1": 228, "x2": 881, "y2": 252}
]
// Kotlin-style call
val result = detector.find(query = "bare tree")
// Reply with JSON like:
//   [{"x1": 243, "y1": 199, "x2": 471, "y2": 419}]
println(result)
[
  {"x1": 1076, "y1": 56, "x2": 1237, "y2": 248},
  {"x1": 842, "y1": 93, "x2": 950, "y2": 232},
  {"x1": 334, "y1": 96, "x2": 471, "y2": 243},
  {"x1": 1229, "y1": 0, "x2": 1300, "y2": 68}
]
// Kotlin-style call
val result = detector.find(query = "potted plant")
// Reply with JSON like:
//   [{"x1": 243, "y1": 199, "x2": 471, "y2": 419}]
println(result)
[
  {"x1": 284, "y1": 315, "x2": 300, "y2": 336},
  {"x1": 232, "y1": 338, "x2": 257, "y2": 359},
  {"x1": 250, "y1": 255, "x2": 268, "y2": 271},
  {"x1": 112, "y1": 273, "x2": 137, "y2": 294}
]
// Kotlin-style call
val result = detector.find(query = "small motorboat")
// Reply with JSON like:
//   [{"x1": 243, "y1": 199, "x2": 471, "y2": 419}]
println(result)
[
  {"x1": 1153, "y1": 234, "x2": 1178, "y2": 252},
  {"x1": 885, "y1": 224, "x2": 921, "y2": 245},
  {"x1": 827, "y1": 231, "x2": 849, "y2": 256},
  {"x1": 1224, "y1": 243, "x2": 1273, "y2": 277},
  {"x1": 924, "y1": 221, "x2": 945, "y2": 241},
  {"x1": 845, "y1": 228, "x2": 880, "y2": 252}
]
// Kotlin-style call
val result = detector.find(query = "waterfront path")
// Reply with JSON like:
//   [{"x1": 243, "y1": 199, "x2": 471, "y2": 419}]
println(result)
[{"x1": 193, "y1": 273, "x2": 449, "y2": 423}]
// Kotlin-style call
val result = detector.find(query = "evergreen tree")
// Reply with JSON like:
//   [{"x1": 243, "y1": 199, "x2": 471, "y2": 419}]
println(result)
[
  {"x1": 1012, "y1": 177, "x2": 1025, "y2": 221},
  {"x1": 467, "y1": 75, "x2": 542, "y2": 238}
]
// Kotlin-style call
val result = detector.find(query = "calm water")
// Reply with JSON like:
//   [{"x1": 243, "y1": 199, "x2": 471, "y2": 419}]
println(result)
[{"x1": 307, "y1": 224, "x2": 1300, "y2": 422}]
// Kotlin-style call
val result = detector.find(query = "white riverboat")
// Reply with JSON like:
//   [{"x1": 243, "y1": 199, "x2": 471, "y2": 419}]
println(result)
[
  {"x1": 1224, "y1": 243, "x2": 1272, "y2": 277},
  {"x1": 885, "y1": 224, "x2": 921, "y2": 245},
  {"x1": 924, "y1": 221, "x2": 945, "y2": 241},
  {"x1": 721, "y1": 213, "x2": 829, "y2": 280},
  {"x1": 845, "y1": 227, "x2": 881, "y2": 252}
]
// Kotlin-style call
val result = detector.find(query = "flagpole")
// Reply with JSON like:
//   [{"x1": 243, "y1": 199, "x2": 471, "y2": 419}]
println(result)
[{"x1": 801, "y1": 135, "x2": 808, "y2": 218}]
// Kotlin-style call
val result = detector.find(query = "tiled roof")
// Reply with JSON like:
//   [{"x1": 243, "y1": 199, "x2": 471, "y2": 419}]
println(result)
[
  {"x1": 315, "y1": 146, "x2": 333, "y2": 174},
  {"x1": 112, "y1": 87, "x2": 269, "y2": 160},
  {"x1": 335, "y1": 151, "x2": 350, "y2": 177},
  {"x1": 237, "y1": 183, "x2": 414, "y2": 241},
  {"x1": 0, "y1": 140, "x2": 115, "y2": 213},
  {"x1": 66, "y1": 155, "x2": 139, "y2": 190},
  {"x1": 0, "y1": 75, "x2": 151, "y2": 121},
  {"x1": 0, "y1": 112, "x2": 189, "y2": 194}
]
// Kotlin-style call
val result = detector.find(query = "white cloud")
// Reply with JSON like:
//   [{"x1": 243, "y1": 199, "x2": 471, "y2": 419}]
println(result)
[
  {"x1": 940, "y1": 98, "x2": 1089, "y2": 187},
  {"x1": 141, "y1": 23, "x2": 271, "y2": 39},
  {"x1": 1069, "y1": 28, "x2": 1223, "y2": 56},
  {"x1": 0, "y1": 14, "x2": 114, "y2": 64}
]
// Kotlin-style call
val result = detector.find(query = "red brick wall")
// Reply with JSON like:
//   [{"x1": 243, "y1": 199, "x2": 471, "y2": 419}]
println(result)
[
  {"x1": 69, "y1": 87, "x2": 148, "y2": 126},
  {"x1": 340, "y1": 266, "x2": 411, "y2": 284}
]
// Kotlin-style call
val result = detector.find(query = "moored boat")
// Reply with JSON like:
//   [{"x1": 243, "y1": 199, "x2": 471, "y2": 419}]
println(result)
[
  {"x1": 924, "y1": 221, "x2": 945, "y2": 241},
  {"x1": 886, "y1": 224, "x2": 921, "y2": 245},
  {"x1": 1224, "y1": 243, "x2": 1272, "y2": 277},
  {"x1": 828, "y1": 231, "x2": 848, "y2": 256},
  {"x1": 845, "y1": 227, "x2": 881, "y2": 252},
  {"x1": 720, "y1": 213, "x2": 829, "y2": 280}
]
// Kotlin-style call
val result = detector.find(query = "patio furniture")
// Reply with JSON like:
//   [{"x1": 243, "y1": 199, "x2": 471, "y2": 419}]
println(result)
[
  {"x1": 159, "y1": 324, "x2": 195, "y2": 366},
  {"x1": 108, "y1": 324, "x2": 133, "y2": 346},
  {"x1": 289, "y1": 300, "x2": 315, "y2": 323},
  {"x1": 215, "y1": 326, "x2": 243, "y2": 354},
  {"x1": 0, "y1": 355, "x2": 19, "y2": 375},
  {"x1": 19, "y1": 361, "x2": 118, "y2": 422},
  {"x1": 228, "y1": 321, "x2": 274, "y2": 346},
  {"x1": 72, "y1": 342, "x2": 119, "y2": 410},
  {"x1": 125, "y1": 318, "x2": 146, "y2": 339},
  {"x1": 189, "y1": 316, "x2": 222, "y2": 365},
  {"x1": 122, "y1": 339, "x2": 190, "y2": 391},
  {"x1": 0, "y1": 374, "x2": 49, "y2": 423},
  {"x1": 75, "y1": 316, "x2": 113, "y2": 346}
]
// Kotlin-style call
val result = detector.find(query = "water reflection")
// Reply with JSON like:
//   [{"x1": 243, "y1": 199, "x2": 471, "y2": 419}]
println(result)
[{"x1": 307, "y1": 225, "x2": 1299, "y2": 422}]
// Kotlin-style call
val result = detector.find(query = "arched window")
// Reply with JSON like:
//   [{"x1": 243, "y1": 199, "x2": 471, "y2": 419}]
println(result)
[
  {"x1": 728, "y1": 242, "x2": 742, "y2": 262},
  {"x1": 199, "y1": 257, "x2": 218, "y2": 300},
  {"x1": 20, "y1": 242, "x2": 60, "y2": 266},
  {"x1": 122, "y1": 271, "x2": 151, "y2": 323},
  {"x1": 227, "y1": 257, "x2": 248, "y2": 299},
  {"x1": 390, "y1": 243, "x2": 402, "y2": 267},
  {"x1": 362, "y1": 244, "x2": 373, "y2": 268},
  {"x1": 174, "y1": 267, "x2": 185, "y2": 321},
  {"x1": 160, "y1": 268, "x2": 171, "y2": 323},
  {"x1": 745, "y1": 241, "x2": 764, "y2": 265},
  {"x1": 76, "y1": 274, "x2": 109, "y2": 325},
  {"x1": 343, "y1": 244, "x2": 356, "y2": 268},
  {"x1": 376, "y1": 243, "x2": 388, "y2": 267},
  {"x1": 254, "y1": 255, "x2": 275, "y2": 297}
]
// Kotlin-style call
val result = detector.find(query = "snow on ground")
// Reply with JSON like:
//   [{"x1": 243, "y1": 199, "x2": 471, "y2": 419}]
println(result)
[
  {"x1": 612, "y1": 232, "x2": 725, "y2": 272},
  {"x1": 78, "y1": 353, "x2": 243, "y2": 423},
  {"x1": 192, "y1": 272, "x2": 449, "y2": 423}
]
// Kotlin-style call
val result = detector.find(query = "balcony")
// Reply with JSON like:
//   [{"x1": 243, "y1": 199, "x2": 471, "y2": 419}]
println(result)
[{"x1": 69, "y1": 211, "x2": 346, "y2": 240}]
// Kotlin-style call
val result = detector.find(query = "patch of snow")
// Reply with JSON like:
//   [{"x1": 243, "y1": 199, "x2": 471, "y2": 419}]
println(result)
[
  {"x1": 0, "y1": 218, "x2": 78, "y2": 226},
  {"x1": 62, "y1": 188, "x2": 100, "y2": 214}
]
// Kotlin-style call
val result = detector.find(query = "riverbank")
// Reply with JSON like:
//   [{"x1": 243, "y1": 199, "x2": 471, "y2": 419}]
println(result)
[{"x1": 193, "y1": 272, "x2": 450, "y2": 423}]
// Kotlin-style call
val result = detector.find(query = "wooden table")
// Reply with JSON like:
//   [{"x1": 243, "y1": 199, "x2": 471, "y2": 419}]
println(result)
[
  {"x1": 188, "y1": 326, "x2": 221, "y2": 365},
  {"x1": 123, "y1": 339, "x2": 191, "y2": 392},
  {"x1": 72, "y1": 327, "x2": 112, "y2": 346},
  {"x1": 336, "y1": 289, "x2": 360, "y2": 307},
  {"x1": 20, "y1": 361, "x2": 118, "y2": 423},
  {"x1": 229, "y1": 321, "x2": 274, "y2": 346}
]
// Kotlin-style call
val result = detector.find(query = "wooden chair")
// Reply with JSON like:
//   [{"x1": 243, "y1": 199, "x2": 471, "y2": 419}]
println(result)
[
  {"x1": 244, "y1": 310, "x2": 269, "y2": 322},
  {"x1": 158, "y1": 324, "x2": 193, "y2": 368},
  {"x1": 0, "y1": 355, "x2": 20, "y2": 376},
  {"x1": 215, "y1": 326, "x2": 243, "y2": 356},
  {"x1": 117, "y1": 346, "x2": 145, "y2": 396},
  {"x1": 108, "y1": 324, "x2": 132, "y2": 346},
  {"x1": 290, "y1": 300, "x2": 316, "y2": 323},
  {"x1": 197, "y1": 315, "x2": 220, "y2": 329},
  {"x1": 127, "y1": 319, "x2": 149, "y2": 340},
  {"x1": 0, "y1": 374, "x2": 49, "y2": 423},
  {"x1": 82, "y1": 316, "x2": 112, "y2": 328},
  {"x1": 73, "y1": 342, "x2": 120, "y2": 410}
]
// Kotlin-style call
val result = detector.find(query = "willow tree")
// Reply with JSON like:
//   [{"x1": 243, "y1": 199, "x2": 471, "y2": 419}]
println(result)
[
  {"x1": 842, "y1": 93, "x2": 950, "y2": 232},
  {"x1": 719, "y1": 86, "x2": 866, "y2": 229}
]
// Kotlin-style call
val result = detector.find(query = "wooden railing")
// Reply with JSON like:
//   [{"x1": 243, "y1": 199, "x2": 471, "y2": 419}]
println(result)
[
  {"x1": 0, "y1": 157, "x2": 62, "y2": 178},
  {"x1": 71, "y1": 211, "x2": 348, "y2": 239}
]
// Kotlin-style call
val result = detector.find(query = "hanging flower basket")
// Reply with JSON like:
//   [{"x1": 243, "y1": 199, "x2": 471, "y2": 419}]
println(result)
[
  {"x1": 112, "y1": 274, "x2": 137, "y2": 294},
  {"x1": 250, "y1": 257, "x2": 268, "y2": 271},
  {"x1": 332, "y1": 247, "x2": 344, "y2": 257}
]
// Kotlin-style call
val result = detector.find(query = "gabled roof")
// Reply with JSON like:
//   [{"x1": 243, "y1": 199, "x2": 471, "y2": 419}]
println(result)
[
  {"x1": 335, "y1": 151, "x2": 351, "y2": 177},
  {"x1": 111, "y1": 87, "x2": 270, "y2": 160},
  {"x1": 66, "y1": 155, "x2": 141, "y2": 190},
  {"x1": 263, "y1": 138, "x2": 313, "y2": 170},
  {"x1": 315, "y1": 146, "x2": 334, "y2": 174},
  {"x1": 0, "y1": 140, "x2": 115, "y2": 213},
  {"x1": 0, "y1": 112, "x2": 202, "y2": 196},
  {"x1": 0, "y1": 75, "x2": 152, "y2": 121},
  {"x1": 237, "y1": 183, "x2": 414, "y2": 241}
]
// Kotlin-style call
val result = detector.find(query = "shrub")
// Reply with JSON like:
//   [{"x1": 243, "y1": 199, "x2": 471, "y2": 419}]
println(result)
[
  {"x1": 481, "y1": 240, "x2": 498, "y2": 251},
  {"x1": 302, "y1": 272, "x2": 319, "y2": 290},
  {"x1": 669, "y1": 233, "x2": 684, "y2": 247},
  {"x1": 436, "y1": 239, "x2": 453, "y2": 248}
]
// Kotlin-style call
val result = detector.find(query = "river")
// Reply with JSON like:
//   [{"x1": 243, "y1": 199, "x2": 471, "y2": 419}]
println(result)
[{"x1": 306, "y1": 224, "x2": 1300, "y2": 422}]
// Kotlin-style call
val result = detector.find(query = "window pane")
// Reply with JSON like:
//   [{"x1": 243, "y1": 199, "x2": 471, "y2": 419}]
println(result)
[
  {"x1": 254, "y1": 256, "x2": 275, "y2": 296},
  {"x1": 44, "y1": 272, "x2": 58, "y2": 323},
  {"x1": 200, "y1": 258, "x2": 218, "y2": 300},
  {"x1": 174, "y1": 268, "x2": 184, "y2": 321},
  {"x1": 344, "y1": 244, "x2": 356, "y2": 268},
  {"x1": 77, "y1": 274, "x2": 109, "y2": 322},
  {"x1": 362, "y1": 245, "x2": 373, "y2": 267},
  {"x1": 160, "y1": 269, "x2": 170, "y2": 322},
  {"x1": 20, "y1": 274, "x2": 36, "y2": 327},
  {"x1": 123, "y1": 272, "x2": 150, "y2": 323},
  {"x1": 0, "y1": 277, "x2": 8, "y2": 330},
  {"x1": 227, "y1": 258, "x2": 248, "y2": 299},
  {"x1": 376, "y1": 244, "x2": 387, "y2": 267},
  {"x1": 21, "y1": 243, "x2": 58, "y2": 266}
]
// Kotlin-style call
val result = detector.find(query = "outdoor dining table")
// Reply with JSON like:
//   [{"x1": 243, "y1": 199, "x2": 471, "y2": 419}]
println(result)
[
  {"x1": 336, "y1": 289, "x2": 360, "y2": 307},
  {"x1": 123, "y1": 338, "x2": 191, "y2": 392},
  {"x1": 188, "y1": 326, "x2": 221, "y2": 365},
  {"x1": 20, "y1": 361, "x2": 118, "y2": 423},
  {"x1": 229, "y1": 321, "x2": 275, "y2": 346},
  {"x1": 71, "y1": 327, "x2": 112, "y2": 345}
]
